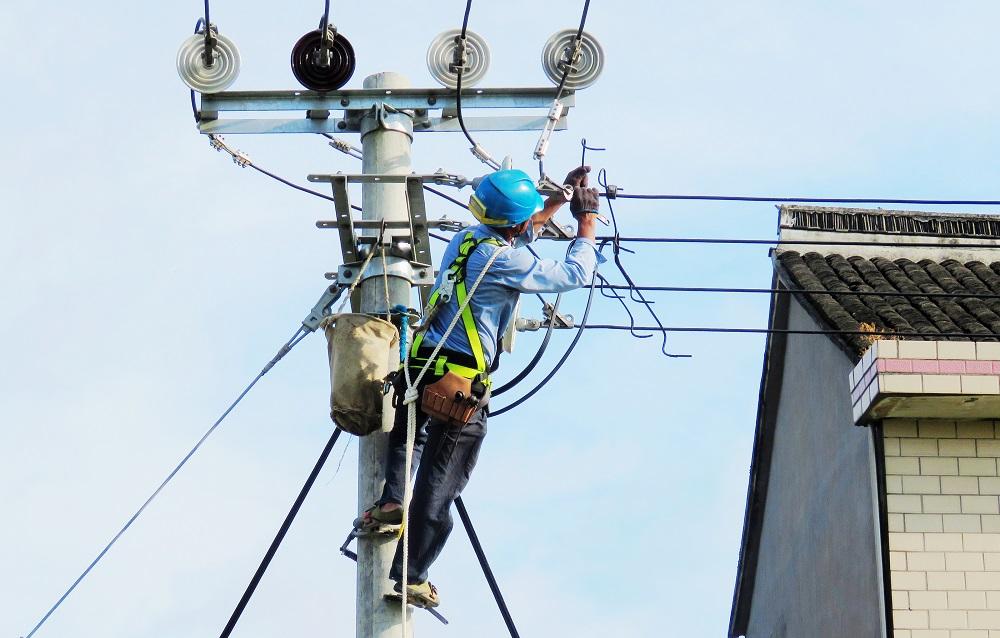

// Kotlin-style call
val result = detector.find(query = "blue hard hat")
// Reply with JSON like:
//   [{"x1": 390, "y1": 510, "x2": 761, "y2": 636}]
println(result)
[{"x1": 469, "y1": 169, "x2": 544, "y2": 227}]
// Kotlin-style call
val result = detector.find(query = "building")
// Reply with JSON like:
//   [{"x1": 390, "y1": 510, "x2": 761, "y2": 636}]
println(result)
[{"x1": 729, "y1": 206, "x2": 1000, "y2": 637}]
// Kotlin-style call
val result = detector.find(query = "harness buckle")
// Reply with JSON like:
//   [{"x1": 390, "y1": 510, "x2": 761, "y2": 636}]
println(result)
[{"x1": 438, "y1": 270, "x2": 457, "y2": 303}]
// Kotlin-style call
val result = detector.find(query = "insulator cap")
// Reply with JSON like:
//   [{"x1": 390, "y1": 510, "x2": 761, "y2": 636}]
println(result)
[
  {"x1": 426, "y1": 29, "x2": 491, "y2": 89},
  {"x1": 176, "y1": 31, "x2": 241, "y2": 93},
  {"x1": 291, "y1": 28, "x2": 356, "y2": 92},
  {"x1": 541, "y1": 29, "x2": 604, "y2": 90}
]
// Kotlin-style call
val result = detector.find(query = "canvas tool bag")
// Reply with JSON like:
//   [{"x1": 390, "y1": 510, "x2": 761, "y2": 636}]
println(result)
[{"x1": 321, "y1": 313, "x2": 399, "y2": 436}]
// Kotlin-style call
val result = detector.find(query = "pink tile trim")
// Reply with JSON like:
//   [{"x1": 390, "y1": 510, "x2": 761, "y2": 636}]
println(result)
[
  {"x1": 878, "y1": 359, "x2": 913, "y2": 373},
  {"x1": 993, "y1": 361, "x2": 1000, "y2": 375},
  {"x1": 966, "y1": 360, "x2": 993, "y2": 374},
  {"x1": 938, "y1": 360, "x2": 967, "y2": 374},
  {"x1": 910, "y1": 359, "x2": 939, "y2": 374}
]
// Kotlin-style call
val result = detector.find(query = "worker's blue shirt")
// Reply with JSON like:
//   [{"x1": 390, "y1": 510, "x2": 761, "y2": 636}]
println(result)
[{"x1": 422, "y1": 223, "x2": 604, "y2": 368}]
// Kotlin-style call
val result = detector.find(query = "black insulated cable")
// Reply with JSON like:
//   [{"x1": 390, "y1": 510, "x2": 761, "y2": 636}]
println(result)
[
  {"x1": 547, "y1": 236, "x2": 1000, "y2": 250},
  {"x1": 599, "y1": 169, "x2": 690, "y2": 358},
  {"x1": 605, "y1": 193, "x2": 1000, "y2": 206},
  {"x1": 219, "y1": 427, "x2": 343, "y2": 638},
  {"x1": 581, "y1": 325, "x2": 1000, "y2": 338},
  {"x1": 597, "y1": 284, "x2": 1000, "y2": 302},
  {"x1": 22, "y1": 326, "x2": 309, "y2": 638},
  {"x1": 553, "y1": 0, "x2": 592, "y2": 100},
  {"x1": 490, "y1": 271, "x2": 598, "y2": 417},
  {"x1": 455, "y1": 497, "x2": 521, "y2": 638},
  {"x1": 454, "y1": 0, "x2": 487, "y2": 158}
]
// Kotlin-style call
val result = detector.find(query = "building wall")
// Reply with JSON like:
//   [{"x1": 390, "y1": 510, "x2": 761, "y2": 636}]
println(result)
[
  {"x1": 885, "y1": 418, "x2": 1000, "y2": 637},
  {"x1": 745, "y1": 298, "x2": 884, "y2": 637}
]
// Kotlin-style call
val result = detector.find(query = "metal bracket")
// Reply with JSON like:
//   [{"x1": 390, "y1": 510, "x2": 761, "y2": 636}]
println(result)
[
  {"x1": 338, "y1": 527, "x2": 449, "y2": 625},
  {"x1": 301, "y1": 283, "x2": 346, "y2": 332},
  {"x1": 196, "y1": 87, "x2": 574, "y2": 135},
  {"x1": 538, "y1": 220, "x2": 575, "y2": 239},
  {"x1": 516, "y1": 314, "x2": 576, "y2": 331},
  {"x1": 361, "y1": 102, "x2": 413, "y2": 140},
  {"x1": 333, "y1": 256, "x2": 434, "y2": 286},
  {"x1": 543, "y1": 302, "x2": 575, "y2": 329},
  {"x1": 308, "y1": 172, "x2": 468, "y2": 186},
  {"x1": 315, "y1": 218, "x2": 470, "y2": 232},
  {"x1": 536, "y1": 174, "x2": 573, "y2": 201},
  {"x1": 327, "y1": 174, "x2": 359, "y2": 263},
  {"x1": 201, "y1": 23, "x2": 218, "y2": 67}
]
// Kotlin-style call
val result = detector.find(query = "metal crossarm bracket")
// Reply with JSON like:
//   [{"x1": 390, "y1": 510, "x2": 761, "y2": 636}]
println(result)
[
  {"x1": 313, "y1": 173, "x2": 438, "y2": 307},
  {"x1": 196, "y1": 87, "x2": 574, "y2": 135},
  {"x1": 328, "y1": 174, "x2": 358, "y2": 263}
]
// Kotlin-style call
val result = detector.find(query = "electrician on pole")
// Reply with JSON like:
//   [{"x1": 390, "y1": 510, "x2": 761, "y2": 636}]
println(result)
[{"x1": 354, "y1": 165, "x2": 603, "y2": 608}]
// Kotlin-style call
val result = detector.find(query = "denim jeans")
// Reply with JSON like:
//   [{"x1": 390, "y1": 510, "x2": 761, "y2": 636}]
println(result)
[{"x1": 378, "y1": 382, "x2": 487, "y2": 584}]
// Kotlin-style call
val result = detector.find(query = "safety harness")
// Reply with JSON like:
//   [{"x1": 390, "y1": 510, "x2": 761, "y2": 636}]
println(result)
[{"x1": 408, "y1": 230, "x2": 506, "y2": 381}]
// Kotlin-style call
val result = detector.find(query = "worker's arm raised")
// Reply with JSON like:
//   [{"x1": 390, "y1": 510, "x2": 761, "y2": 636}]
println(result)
[{"x1": 530, "y1": 165, "x2": 592, "y2": 234}]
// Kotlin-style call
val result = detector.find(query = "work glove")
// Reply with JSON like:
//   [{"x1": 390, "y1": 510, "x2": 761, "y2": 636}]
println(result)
[
  {"x1": 563, "y1": 165, "x2": 591, "y2": 189},
  {"x1": 570, "y1": 186, "x2": 600, "y2": 217}
]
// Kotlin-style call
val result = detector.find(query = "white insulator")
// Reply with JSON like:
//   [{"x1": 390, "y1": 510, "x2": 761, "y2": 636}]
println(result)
[
  {"x1": 540, "y1": 28, "x2": 604, "y2": 90},
  {"x1": 426, "y1": 29, "x2": 490, "y2": 89},
  {"x1": 176, "y1": 31, "x2": 241, "y2": 93}
]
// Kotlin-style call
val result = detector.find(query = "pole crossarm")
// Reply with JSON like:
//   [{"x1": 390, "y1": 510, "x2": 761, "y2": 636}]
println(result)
[{"x1": 196, "y1": 87, "x2": 574, "y2": 135}]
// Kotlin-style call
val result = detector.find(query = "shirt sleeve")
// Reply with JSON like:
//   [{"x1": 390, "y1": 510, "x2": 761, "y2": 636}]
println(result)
[{"x1": 487, "y1": 238, "x2": 604, "y2": 294}]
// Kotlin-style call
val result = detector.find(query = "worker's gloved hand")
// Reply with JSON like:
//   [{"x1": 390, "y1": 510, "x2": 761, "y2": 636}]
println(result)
[
  {"x1": 563, "y1": 165, "x2": 591, "y2": 189},
  {"x1": 570, "y1": 186, "x2": 600, "y2": 217}
]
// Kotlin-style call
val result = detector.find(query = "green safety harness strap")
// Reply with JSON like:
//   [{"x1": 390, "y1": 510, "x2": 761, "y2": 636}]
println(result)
[{"x1": 410, "y1": 231, "x2": 505, "y2": 379}]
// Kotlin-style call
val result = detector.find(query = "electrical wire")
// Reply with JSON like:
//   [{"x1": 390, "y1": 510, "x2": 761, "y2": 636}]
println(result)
[
  {"x1": 454, "y1": 0, "x2": 496, "y2": 166},
  {"x1": 553, "y1": 0, "x2": 592, "y2": 100},
  {"x1": 490, "y1": 271, "x2": 598, "y2": 418},
  {"x1": 580, "y1": 325, "x2": 1000, "y2": 338},
  {"x1": 599, "y1": 169, "x2": 690, "y2": 358},
  {"x1": 605, "y1": 193, "x2": 1000, "y2": 206},
  {"x1": 203, "y1": 0, "x2": 210, "y2": 27},
  {"x1": 22, "y1": 326, "x2": 309, "y2": 638},
  {"x1": 207, "y1": 134, "x2": 363, "y2": 211},
  {"x1": 597, "y1": 284, "x2": 1000, "y2": 301},
  {"x1": 491, "y1": 290, "x2": 561, "y2": 397},
  {"x1": 580, "y1": 137, "x2": 605, "y2": 166},
  {"x1": 558, "y1": 236, "x2": 1000, "y2": 250},
  {"x1": 219, "y1": 427, "x2": 342, "y2": 638}
]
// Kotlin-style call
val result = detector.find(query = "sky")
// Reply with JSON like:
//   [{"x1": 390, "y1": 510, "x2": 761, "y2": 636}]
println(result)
[{"x1": 4, "y1": 1, "x2": 1000, "y2": 637}]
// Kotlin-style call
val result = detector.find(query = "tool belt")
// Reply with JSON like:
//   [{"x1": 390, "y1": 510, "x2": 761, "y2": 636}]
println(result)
[{"x1": 392, "y1": 345, "x2": 490, "y2": 426}]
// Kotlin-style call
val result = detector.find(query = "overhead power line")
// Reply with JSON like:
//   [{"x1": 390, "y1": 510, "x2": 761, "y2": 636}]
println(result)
[
  {"x1": 606, "y1": 193, "x2": 1000, "y2": 206},
  {"x1": 208, "y1": 135, "x2": 363, "y2": 211},
  {"x1": 581, "y1": 325, "x2": 1000, "y2": 338},
  {"x1": 596, "y1": 284, "x2": 1000, "y2": 302},
  {"x1": 582, "y1": 236, "x2": 1000, "y2": 250},
  {"x1": 23, "y1": 326, "x2": 309, "y2": 638}
]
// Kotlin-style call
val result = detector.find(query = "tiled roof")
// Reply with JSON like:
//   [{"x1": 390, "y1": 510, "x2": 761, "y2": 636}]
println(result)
[{"x1": 776, "y1": 251, "x2": 1000, "y2": 357}]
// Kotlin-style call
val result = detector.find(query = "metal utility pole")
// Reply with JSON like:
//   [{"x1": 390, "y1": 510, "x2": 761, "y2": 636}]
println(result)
[{"x1": 356, "y1": 71, "x2": 414, "y2": 638}]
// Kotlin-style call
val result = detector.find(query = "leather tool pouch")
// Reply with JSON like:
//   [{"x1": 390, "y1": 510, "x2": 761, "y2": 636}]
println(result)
[{"x1": 421, "y1": 371, "x2": 481, "y2": 426}]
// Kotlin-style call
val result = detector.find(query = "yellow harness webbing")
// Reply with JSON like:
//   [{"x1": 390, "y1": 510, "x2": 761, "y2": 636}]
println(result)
[{"x1": 409, "y1": 231, "x2": 504, "y2": 379}]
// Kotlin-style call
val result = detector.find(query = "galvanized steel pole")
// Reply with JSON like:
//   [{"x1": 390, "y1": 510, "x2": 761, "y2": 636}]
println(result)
[{"x1": 356, "y1": 71, "x2": 414, "y2": 638}]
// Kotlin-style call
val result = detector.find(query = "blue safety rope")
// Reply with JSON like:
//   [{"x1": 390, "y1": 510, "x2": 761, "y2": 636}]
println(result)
[{"x1": 393, "y1": 304, "x2": 411, "y2": 362}]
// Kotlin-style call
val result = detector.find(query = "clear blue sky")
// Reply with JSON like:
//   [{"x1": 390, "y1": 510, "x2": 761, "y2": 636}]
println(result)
[{"x1": 4, "y1": 1, "x2": 1000, "y2": 636}]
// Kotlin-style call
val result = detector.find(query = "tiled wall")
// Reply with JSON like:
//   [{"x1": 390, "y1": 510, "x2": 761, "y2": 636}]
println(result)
[
  {"x1": 852, "y1": 341, "x2": 1000, "y2": 424},
  {"x1": 886, "y1": 418, "x2": 1000, "y2": 637}
]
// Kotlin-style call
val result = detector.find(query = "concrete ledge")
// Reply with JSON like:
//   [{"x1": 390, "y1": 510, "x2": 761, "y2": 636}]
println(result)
[{"x1": 851, "y1": 341, "x2": 1000, "y2": 424}]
